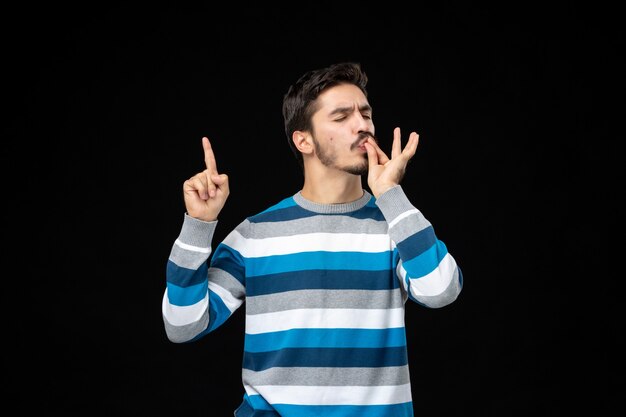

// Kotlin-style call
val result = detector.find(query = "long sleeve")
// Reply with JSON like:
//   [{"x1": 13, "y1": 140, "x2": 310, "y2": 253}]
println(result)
[
  {"x1": 375, "y1": 185, "x2": 463, "y2": 308},
  {"x1": 162, "y1": 214, "x2": 246, "y2": 343}
]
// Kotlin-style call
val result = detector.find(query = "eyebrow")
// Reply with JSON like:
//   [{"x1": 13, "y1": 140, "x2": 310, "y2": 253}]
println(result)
[{"x1": 328, "y1": 103, "x2": 372, "y2": 116}]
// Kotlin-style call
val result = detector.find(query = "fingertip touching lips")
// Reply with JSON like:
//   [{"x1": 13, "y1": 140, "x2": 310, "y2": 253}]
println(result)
[{"x1": 352, "y1": 132, "x2": 377, "y2": 150}]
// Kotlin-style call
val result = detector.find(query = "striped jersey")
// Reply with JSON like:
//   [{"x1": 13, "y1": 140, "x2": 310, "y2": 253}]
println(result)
[{"x1": 162, "y1": 185, "x2": 463, "y2": 417}]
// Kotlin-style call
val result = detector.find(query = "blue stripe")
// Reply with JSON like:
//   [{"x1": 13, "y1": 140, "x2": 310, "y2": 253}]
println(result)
[
  {"x1": 166, "y1": 260, "x2": 208, "y2": 287},
  {"x1": 244, "y1": 328, "x2": 407, "y2": 352},
  {"x1": 210, "y1": 243, "x2": 245, "y2": 285},
  {"x1": 402, "y1": 240, "x2": 448, "y2": 279},
  {"x1": 182, "y1": 288, "x2": 232, "y2": 342},
  {"x1": 243, "y1": 346, "x2": 408, "y2": 371},
  {"x1": 245, "y1": 393, "x2": 273, "y2": 410},
  {"x1": 247, "y1": 269, "x2": 398, "y2": 296},
  {"x1": 247, "y1": 251, "x2": 394, "y2": 277},
  {"x1": 166, "y1": 280, "x2": 207, "y2": 306},
  {"x1": 395, "y1": 226, "x2": 436, "y2": 262},
  {"x1": 257, "y1": 197, "x2": 297, "y2": 214},
  {"x1": 236, "y1": 397, "x2": 277, "y2": 416},
  {"x1": 237, "y1": 399, "x2": 413, "y2": 417}
]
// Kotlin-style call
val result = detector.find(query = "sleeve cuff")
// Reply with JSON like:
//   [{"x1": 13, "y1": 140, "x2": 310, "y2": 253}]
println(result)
[
  {"x1": 374, "y1": 185, "x2": 416, "y2": 221},
  {"x1": 178, "y1": 213, "x2": 218, "y2": 247}
]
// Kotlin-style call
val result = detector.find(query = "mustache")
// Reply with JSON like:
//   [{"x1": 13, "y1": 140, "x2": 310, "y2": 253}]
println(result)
[{"x1": 351, "y1": 132, "x2": 377, "y2": 150}]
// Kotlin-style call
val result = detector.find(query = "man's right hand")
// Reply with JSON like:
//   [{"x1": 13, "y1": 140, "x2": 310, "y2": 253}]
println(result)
[{"x1": 183, "y1": 137, "x2": 230, "y2": 222}]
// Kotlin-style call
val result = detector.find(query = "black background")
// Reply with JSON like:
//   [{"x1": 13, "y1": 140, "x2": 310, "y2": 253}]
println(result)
[{"x1": 4, "y1": 4, "x2": 622, "y2": 416}]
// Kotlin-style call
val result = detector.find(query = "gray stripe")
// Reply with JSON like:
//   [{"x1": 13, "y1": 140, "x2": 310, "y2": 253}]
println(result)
[
  {"x1": 293, "y1": 190, "x2": 372, "y2": 214},
  {"x1": 389, "y1": 211, "x2": 432, "y2": 245},
  {"x1": 412, "y1": 266, "x2": 462, "y2": 308},
  {"x1": 242, "y1": 365, "x2": 410, "y2": 387},
  {"x1": 163, "y1": 309, "x2": 209, "y2": 343},
  {"x1": 246, "y1": 289, "x2": 404, "y2": 315},
  {"x1": 239, "y1": 216, "x2": 389, "y2": 239},
  {"x1": 209, "y1": 267, "x2": 246, "y2": 300},
  {"x1": 169, "y1": 244, "x2": 210, "y2": 270}
]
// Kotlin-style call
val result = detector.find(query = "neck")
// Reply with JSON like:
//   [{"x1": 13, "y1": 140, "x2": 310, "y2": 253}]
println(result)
[{"x1": 300, "y1": 168, "x2": 364, "y2": 204}]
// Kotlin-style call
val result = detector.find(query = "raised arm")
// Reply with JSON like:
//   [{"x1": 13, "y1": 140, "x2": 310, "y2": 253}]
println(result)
[
  {"x1": 163, "y1": 137, "x2": 245, "y2": 343},
  {"x1": 368, "y1": 128, "x2": 463, "y2": 308},
  {"x1": 183, "y1": 137, "x2": 230, "y2": 221}
]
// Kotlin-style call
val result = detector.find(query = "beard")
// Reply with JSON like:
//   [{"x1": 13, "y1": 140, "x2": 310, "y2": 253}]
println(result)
[{"x1": 312, "y1": 134, "x2": 369, "y2": 176}]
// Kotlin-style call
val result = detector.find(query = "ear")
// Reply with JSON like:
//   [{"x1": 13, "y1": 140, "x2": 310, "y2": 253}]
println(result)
[{"x1": 292, "y1": 131, "x2": 314, "y2": 155}]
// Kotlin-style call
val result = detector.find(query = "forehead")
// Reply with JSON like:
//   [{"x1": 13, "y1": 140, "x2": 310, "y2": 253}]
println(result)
[{"x1": 315, "y1": 83, "x2": 369, "y2": 113}]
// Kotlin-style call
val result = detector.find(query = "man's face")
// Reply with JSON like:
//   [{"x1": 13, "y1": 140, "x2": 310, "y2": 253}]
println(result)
[{"x1": 310, "y1": 83, "x2": 376, "y2": 176}]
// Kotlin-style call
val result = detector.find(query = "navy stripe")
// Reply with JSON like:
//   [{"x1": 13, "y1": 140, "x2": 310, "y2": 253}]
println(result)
[
  {"x1": 246, "y1": 269, "x2": 398, "y2": 296},
  {"x1": 210, "y1": 243, "x2": 245, "y2": 285},
  {"x1": 242, "y1": 346, "x2": 408, "y2": 371},
  {"x1": 250, "y1": 206, "x2": 317, "y2": 223},
  {"x1": 166, "y1": 260, "x2": 208, "y2": 287},
  {"x1": 249, "y1": 205, "x2": 386, "y2": 224},
  {"x1": 344, "y1": 206, "x2": 385, "y2": 221},
  {"x1": 207, "y1": 289, "x2": 232, "y2": 332},
  {"x1": 395, "y1": 225, "x2": 436, "y2": 261}
]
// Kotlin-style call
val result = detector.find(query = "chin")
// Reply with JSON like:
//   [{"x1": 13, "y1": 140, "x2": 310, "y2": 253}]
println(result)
[{"x1": 343, "y1": 163, "x2": 368, "y2": 176}]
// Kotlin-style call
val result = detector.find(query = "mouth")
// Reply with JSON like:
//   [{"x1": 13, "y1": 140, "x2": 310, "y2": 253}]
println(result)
[{"x1": 352, "y1": 132, "x2": 376, "y2": 152}]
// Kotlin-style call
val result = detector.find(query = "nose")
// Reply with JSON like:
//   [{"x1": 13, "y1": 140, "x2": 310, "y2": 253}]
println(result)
[{"x1": 353, "y1": 112, "x2": 371, "y2": 134}]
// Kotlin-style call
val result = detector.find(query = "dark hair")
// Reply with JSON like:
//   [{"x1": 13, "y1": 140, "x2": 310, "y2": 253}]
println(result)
[{"x1": 282, "y1": 62, "x2": 368, "y2": 170}]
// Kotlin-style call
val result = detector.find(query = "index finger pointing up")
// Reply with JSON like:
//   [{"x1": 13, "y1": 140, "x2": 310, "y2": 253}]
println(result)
[{"x1": 202, "y1": 137, "x2": 218, "y2": 173}]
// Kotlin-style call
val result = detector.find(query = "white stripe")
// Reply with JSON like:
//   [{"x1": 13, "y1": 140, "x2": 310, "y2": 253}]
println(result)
[
  {"x1": 245, "y1": 383, "x2": 412, "y2": 405},
  {"x1": 174, "y1": 238, "x2": 211, "y2": 254},
  {"x1": 208, "y1": 281, "x2": 243, "y2": 312},
  {"x1": 388, "y1": 209, "x2": 420, "y2": 229},
  {"x1": 245, "y1": 308, "x2": 405, "y2": 334},
  {"x1": 224, "y1": 230, "x2": 392, "y2": 258},
  {"x1": 161, "y1": 289, "x2": 209, "y2": 326},
  {"x1": 397, "y1": 253, "x2": 456, "y2": 297},
  {"x1": 396, "y1": 261, "x2": 410, "y2": 293}
]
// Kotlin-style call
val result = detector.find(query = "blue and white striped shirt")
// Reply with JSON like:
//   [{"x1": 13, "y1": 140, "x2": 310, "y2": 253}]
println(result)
[{"x1": 163, "y1": 185, "x2": 463, "y2": 417}]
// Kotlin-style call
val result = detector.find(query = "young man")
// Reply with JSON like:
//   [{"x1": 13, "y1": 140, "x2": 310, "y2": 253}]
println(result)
[{"x1": 162, "y1": 62, "x2": 463, "y2": 416}]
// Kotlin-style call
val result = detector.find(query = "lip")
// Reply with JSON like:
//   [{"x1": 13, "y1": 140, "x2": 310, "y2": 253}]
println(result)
[
  {"x1": 352, "y1": 140, "x2": 367, "y2": 153},
  {"x1": 352, "y1": 133, "x2": 375, "y2": 152}
]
